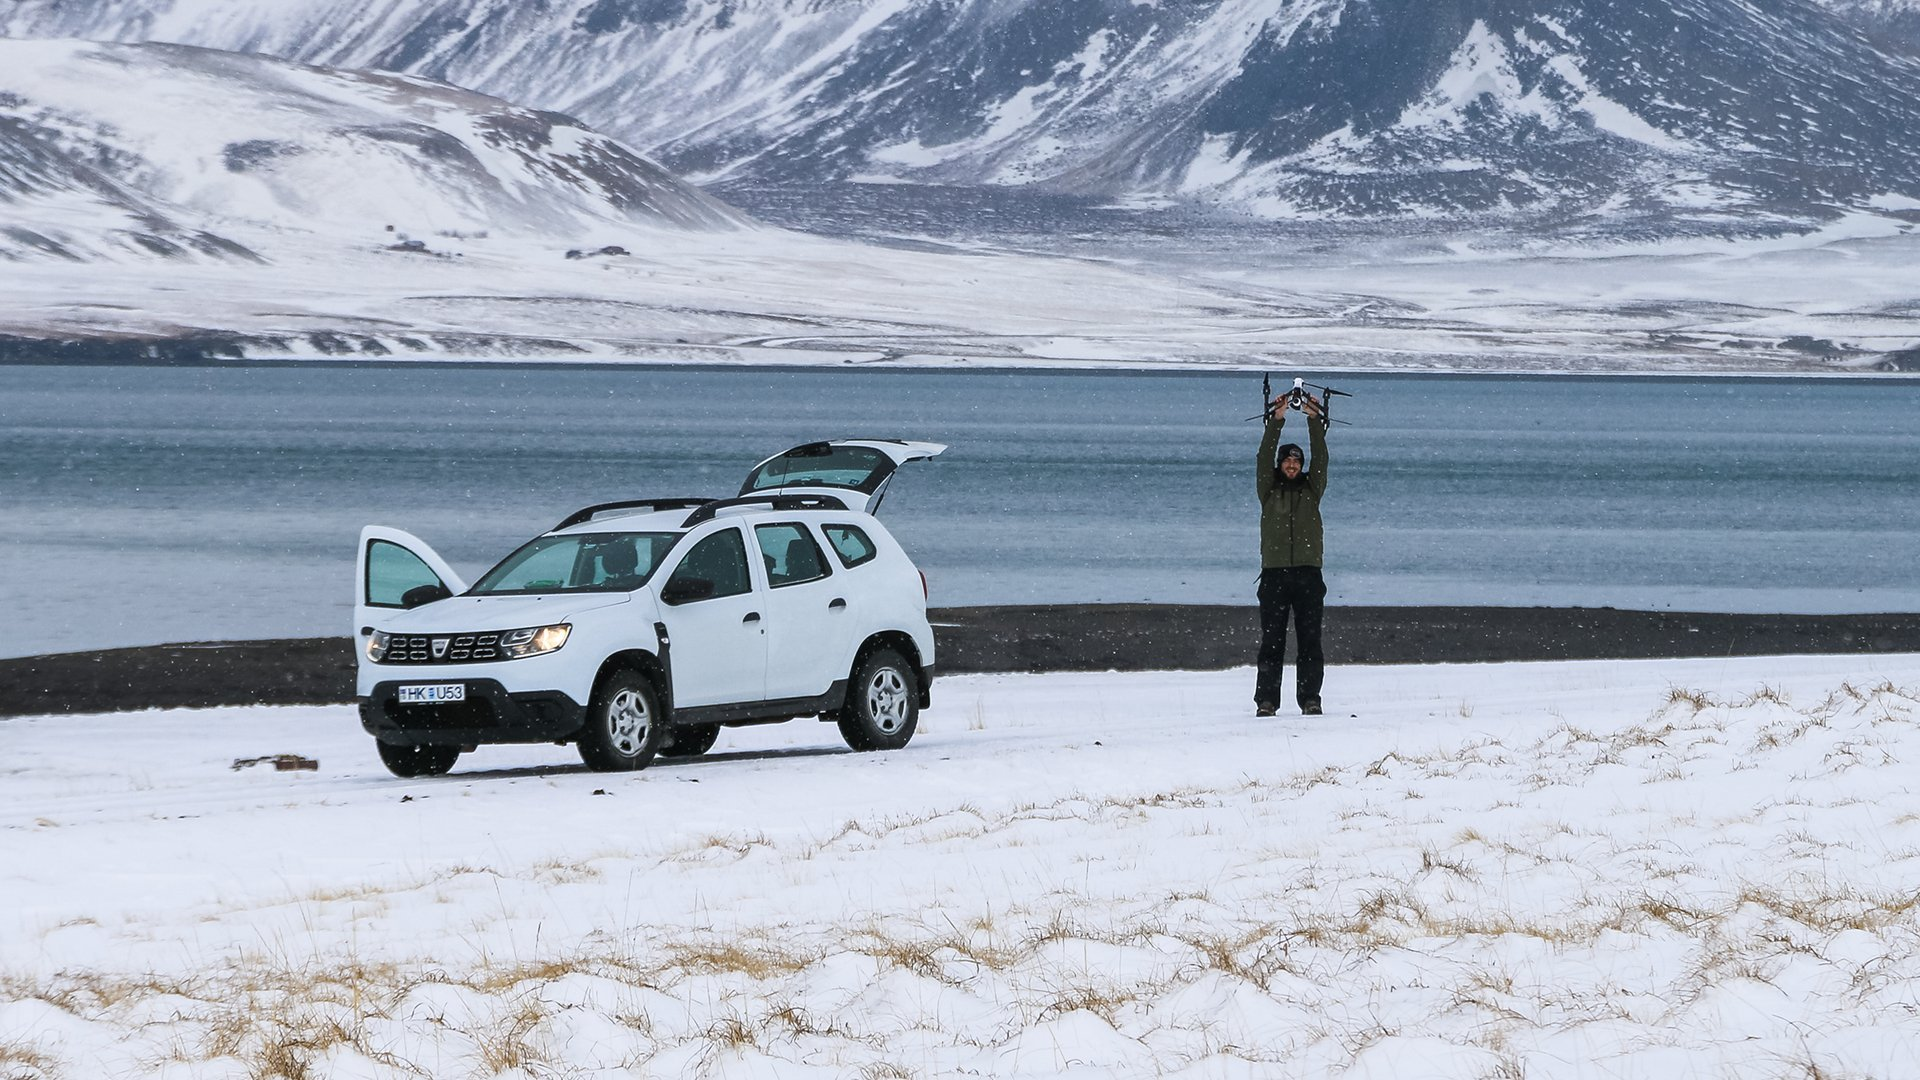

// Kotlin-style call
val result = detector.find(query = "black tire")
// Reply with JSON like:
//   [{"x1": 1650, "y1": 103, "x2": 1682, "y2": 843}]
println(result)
[
  {"x1": 578, "y1": 668, "x2": 667, "y2": 772},
  {"x1": 837, "y1": 647, "x2": 919, "y2": 752},
  {"x1": 659, "y1": 723, "x2": 721, "y2": 759},
  {"x1": 376, "y1": 740, "x2": 460, "y2": 778}
]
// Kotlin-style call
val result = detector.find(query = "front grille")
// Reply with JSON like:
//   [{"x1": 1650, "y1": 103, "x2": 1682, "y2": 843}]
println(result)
[{"x1": 382, "y1": 632, "x2": 502, "y2": 664}]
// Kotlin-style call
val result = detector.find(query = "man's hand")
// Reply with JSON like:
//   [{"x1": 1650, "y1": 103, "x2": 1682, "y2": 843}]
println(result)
[
  {"x1": 1267, "y1": 396, "x2": 1289, "y2": 420},
  {"x1": 1302, "y1": 395, "x2": 1324, "y2": 420}
]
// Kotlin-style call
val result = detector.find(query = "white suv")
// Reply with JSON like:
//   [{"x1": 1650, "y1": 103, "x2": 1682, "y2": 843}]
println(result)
[{"x1": 353, "y1": 440, "x2": 943, "y2": 777}]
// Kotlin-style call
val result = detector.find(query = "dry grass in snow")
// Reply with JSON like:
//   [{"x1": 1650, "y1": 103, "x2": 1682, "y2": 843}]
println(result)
[{"x1": 2, "y1": 656, "x2": 1919, "y2": 1078}]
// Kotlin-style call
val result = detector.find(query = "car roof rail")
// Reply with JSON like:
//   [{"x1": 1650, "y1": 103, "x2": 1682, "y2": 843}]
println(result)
[
  {"x1": 681, "y1": 493, "x2": 850, "y2": 527},
  {"x1": 556, "y1": 498, "x2": 716, "y2": 530}
]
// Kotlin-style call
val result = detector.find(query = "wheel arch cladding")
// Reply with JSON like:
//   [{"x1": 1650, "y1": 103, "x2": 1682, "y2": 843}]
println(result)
[
  {"x1": 596, "y1": 650, "x2": 670, "y2": 712},
  {"x1": 855, "y1": 631, "x2": 930, "y2": 706}
]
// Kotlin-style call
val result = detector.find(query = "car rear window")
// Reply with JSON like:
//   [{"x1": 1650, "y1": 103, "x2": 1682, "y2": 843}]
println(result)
[
  {"x1": 822, "y1": 524, "x2": 878, "y2": 568},
  {"x1": 744, "y1": 444, "x2": 891, "y2": 493}
]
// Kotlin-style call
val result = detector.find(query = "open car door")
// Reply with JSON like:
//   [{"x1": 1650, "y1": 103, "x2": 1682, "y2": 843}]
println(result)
[
  {"x1": 739, "y1": 439, "x2": 946, "y2": 514},
  {"x1": 354, "y1": 526, "x2": 468, "y2": 637}
]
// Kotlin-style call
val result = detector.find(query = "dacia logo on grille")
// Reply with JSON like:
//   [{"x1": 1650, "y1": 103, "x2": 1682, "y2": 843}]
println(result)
[{"x1": 432, "y1": 638, "x2": 449, "y2": 659}]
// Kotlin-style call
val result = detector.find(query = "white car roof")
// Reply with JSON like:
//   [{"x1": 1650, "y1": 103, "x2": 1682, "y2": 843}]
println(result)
[{"x1": 551, "y1": 499, "x2": 872, "y2": 537}]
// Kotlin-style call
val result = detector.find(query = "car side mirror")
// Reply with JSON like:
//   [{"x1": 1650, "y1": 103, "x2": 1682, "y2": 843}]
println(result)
[
  {"x1": 400, "y1": 582, "x2": 452, "y2": 609},
  {"x1": 660, "y1": 576, "x2": 716, "y2": 605}
]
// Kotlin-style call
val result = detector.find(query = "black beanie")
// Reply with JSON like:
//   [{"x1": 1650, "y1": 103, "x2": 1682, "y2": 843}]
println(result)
[{"x1": 1279, "y1": 443, "x2": 1305, "y2": 464}]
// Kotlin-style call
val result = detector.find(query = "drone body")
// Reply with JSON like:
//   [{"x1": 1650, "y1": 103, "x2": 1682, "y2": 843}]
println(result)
[{"x1": 1254, "y1": 373, "x2": 1354, "y2": 426}]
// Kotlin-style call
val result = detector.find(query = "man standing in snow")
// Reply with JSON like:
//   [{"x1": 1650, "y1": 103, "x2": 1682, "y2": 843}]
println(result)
[{"x1": 1254, "y1": 391, "x2": 1329, "y2": 717}]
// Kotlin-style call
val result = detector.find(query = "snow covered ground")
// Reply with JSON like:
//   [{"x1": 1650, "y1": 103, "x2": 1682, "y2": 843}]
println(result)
[{"x1": 5, "y1": 655, "x2": 1920, "y2": 1078}]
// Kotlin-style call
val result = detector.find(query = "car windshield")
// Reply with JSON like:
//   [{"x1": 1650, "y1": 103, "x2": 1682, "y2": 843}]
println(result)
[{"x1": 469, "y1": 532, "x2": 681, "y2": 595}]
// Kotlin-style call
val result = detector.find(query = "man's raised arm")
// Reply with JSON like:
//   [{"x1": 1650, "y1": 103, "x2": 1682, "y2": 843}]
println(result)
[
  {"x1": 1308, "y1": 412, "x2": 1329, "y2": 493},
  {"x1": 1257, "y1": 407, "x2": 1283, "y2": 501}
]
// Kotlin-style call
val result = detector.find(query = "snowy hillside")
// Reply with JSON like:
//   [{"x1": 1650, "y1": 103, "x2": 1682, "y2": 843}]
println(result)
[
  {"x1": 1816, "y1": 0, "x2": 1920, "y2": 53},
  {"x1": 0, "y1": 33, "x2": 1915, "y2": 370},
  {"x1": 8, "y1": 0, "x2": 1920, "y2": 225},
  {"x1": 0, "y1": 38, "x2": 739, "y2": 262},
  {"x1": 4, "y1": 657, "x2": 1919, "y2": 1076}
]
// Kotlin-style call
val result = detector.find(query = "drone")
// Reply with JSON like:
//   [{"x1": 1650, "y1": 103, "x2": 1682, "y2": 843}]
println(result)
[{"x1": 1247, "y1": 375, "x2": 1354, "y2": 426}]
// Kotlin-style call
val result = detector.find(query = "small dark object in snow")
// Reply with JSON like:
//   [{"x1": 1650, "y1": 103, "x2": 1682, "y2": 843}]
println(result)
[
  {"x1": 388, "y1": 239, "x2": 430, "y2": 253},
  {"x1": 1093, "y1": 741, "x2": 1103, "y2": 746},
  {"x1": 592, "y1": 788, "x2": 610, "y2": 796},
  {"x1": 231, "y1": 754, "x2": 318, "y2": 772},
  {"x1": 565, "y1": 245, "x2": 630, "y2": 260},
  {"x1": 400, "y1": 794, "x2": 414, "y2": 803}
]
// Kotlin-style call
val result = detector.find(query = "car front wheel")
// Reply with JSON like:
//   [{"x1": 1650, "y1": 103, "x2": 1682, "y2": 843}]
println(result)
[
  {"x1": 376, "y1": 740, "x2": 460, "y2": 778},
  {"x1": 837, "y1": 648, "x2": 918, "y2": 752},
  {"x1": 579, "y1": 669, "x2": 667, "y2": 771}
]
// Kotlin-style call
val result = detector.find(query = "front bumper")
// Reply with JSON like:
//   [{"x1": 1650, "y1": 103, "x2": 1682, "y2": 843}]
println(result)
[{"x1": 360, "y1": 679, "x2": 586, "y2": 746}]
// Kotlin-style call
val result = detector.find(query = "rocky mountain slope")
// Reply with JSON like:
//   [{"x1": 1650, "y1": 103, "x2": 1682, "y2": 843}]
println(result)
[
  {"x1": 7, "y1": 0, "x2": 1920, "y2": 226},
  {"x1": 0, "y1": 37, "x2": 740, "y2": 262}
]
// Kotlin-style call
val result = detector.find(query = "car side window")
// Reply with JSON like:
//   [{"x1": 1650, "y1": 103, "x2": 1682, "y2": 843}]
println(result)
[
  {"x1": 665, "y1": 528, "x2": 752, "y2": 601},
  {"x1": 821, "y1": 524, "x2": 878, "y2": 569},
  {"x1": 755, "y1": 523, "x2": 831, "y2": 588},
  {"x1": 366, "y1": 540, "x2": 444, "y2": 606}
]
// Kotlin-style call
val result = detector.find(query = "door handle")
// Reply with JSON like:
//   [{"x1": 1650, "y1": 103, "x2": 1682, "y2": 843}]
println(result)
[
  {"x1": 743, "y1": 612, "x2": 761, "y2": 624},
  {"x1": 828, "y1": 598, "x2": 847, "y2": 611}
]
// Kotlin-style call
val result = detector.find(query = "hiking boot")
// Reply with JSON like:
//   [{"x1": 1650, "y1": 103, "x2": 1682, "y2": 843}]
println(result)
[
  {"x1": 1255, "y1": 703, "x2": 1277, "y2": 717},
  {"x1": 1300, "y1": 700, "x2": 1323, "y2": 716}
]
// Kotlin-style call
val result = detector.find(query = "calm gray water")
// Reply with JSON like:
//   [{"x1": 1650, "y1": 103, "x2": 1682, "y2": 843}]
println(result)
[{"x1": 2, "y1": 364, "x2": 1916, "y2": 658}]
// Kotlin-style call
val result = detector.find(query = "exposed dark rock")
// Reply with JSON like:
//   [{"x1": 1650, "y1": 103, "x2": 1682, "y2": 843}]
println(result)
[
  {"x1": 222, "y1": 138, "x2": 305, "y2": 172},
  {"x1": 575, "y1": 0, "x2": 689, "y2": 36},
  {"x1": 1877, "y1": 347, "x2": 1920, "y2": 371},
  {"x1": 0, "y1": 332, "x2": 266, "y2": 364}
]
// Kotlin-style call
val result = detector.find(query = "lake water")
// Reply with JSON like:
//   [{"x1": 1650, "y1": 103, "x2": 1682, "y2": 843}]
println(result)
[{"x1": 2, "y1": 364, "x2": 1916, "y2": 658}]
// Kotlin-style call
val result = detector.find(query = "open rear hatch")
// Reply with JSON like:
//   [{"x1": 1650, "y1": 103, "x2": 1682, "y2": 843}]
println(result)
[{"x1": 739, "y1": 439, "x2": 946, "y2": 514}]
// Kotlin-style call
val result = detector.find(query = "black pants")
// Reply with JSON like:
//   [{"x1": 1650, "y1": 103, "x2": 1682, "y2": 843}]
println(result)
[{"x1": 1256, "y1": 566, "x2": 1325, "y2": 709}]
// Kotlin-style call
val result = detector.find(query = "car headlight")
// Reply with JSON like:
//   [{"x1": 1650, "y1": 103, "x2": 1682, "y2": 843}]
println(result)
[
  {"x1": 500, "y1": 623, "x2": 571, "y2": 659},
  {"x1": 366, "y1": 630, "x2": 390, "y2": 662}
]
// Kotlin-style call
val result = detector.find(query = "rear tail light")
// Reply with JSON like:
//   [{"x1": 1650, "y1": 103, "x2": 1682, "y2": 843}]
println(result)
[{"x1": 919, "y1": 569, "x2": 928, "y2": 600}]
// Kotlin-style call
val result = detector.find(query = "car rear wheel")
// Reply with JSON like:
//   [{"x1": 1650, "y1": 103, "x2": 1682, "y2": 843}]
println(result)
[
  {"x1": 376, "y1": 740, "x2": 460, "y2": 778},
  {"x1": 659, "y1": 723, "x2": 720, "y2": 758},
  {"x1": 579, "y1": 669, "x2": 667, "y2": 772},
  {"x1": 837, "y1": 647, "x2": 918, "y2": 752}
]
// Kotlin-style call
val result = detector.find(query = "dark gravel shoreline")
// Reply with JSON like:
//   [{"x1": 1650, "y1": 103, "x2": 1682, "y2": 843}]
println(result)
[{"x1": 2, "y1": 604, "x2": 1915, "y2": 719}]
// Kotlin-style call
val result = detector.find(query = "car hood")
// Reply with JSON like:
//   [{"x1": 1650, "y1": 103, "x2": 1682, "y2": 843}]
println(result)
[{"x1": 375, "y1": 593, "x2": 632, "y2": 633}]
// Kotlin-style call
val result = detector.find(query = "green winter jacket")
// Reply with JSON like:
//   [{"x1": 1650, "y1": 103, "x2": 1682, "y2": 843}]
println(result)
[{"x1": 1257, "y1": 414, "x2": 1329, "y2": 568}]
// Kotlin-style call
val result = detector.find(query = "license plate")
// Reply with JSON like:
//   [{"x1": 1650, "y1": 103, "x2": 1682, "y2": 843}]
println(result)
[{"x1": 398, "y1": 684, "x2": 466, "y2": 704}]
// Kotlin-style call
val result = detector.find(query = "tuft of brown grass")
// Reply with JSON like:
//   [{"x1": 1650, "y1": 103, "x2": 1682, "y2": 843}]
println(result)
[
  {"x1": 1664, "y1": 687, "x2": 1717, "y2": 713},
  {"x1": 1419, "y1": 849, "x2": 1478, "y2": 881},
  {"x1": 471, "y1": 998, "x2": 552, "y2": 1076},
  {"x1": 666, "y1": 938, "x2": 822, "y2": 981},
  {"x1": 0, "y1": 1039, "x2": 61, "y2": 1080}
]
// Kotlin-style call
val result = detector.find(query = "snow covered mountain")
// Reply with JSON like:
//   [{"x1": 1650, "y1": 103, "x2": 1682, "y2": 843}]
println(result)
[
  {"x1": 0, "y1": 38, "x2": 740, "y2": 262},
  {"x1": 1815, "y1": 0, "x2": 1920, "y2": 53},
  {"x1": 6, "y1": 0, "x2": 1920, "y2": 224}
]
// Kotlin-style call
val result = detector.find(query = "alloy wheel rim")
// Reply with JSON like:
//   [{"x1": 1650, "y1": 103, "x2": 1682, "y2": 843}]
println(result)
[
  {"x1": 866, "y1": 668, "x2": 909, "y2": 734},
  {"x1": 608, "y1": 688, "x2": 650, "y2": 755}
]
